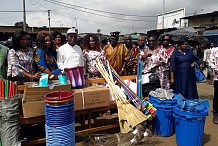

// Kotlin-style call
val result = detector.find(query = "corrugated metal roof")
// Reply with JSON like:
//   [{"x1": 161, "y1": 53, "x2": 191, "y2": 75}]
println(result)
[
  {"x1": 181, "y1": 11, "x2": 218, "y2": 19},
  {"x1": 203, "y1": 29, "x2": 218, "y2": 36}
]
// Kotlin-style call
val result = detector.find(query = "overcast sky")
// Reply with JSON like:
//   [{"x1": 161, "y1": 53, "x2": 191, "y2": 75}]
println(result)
[{"x1": 0, "y1": 0, "x2": 218, "y2": 34}]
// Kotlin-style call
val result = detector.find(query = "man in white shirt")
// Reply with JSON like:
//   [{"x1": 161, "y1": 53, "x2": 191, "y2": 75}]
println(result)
[
  {"x1": 57, "y1": 28, "x2": 85, "y2": 87},
  {"x1": 57, "y1": 28, "x2": 84, "y2": 70},
  {"x1": 209, "y1": 45, "x2": 218, "y2": 124},
  {"x1": 203, "y1": 42, "x2": 215, "y2": 83}
]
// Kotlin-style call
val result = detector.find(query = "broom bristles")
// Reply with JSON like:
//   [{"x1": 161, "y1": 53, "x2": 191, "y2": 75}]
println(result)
[{"x1": 96, "y1": 58, "x2": 147, "y2": 133}]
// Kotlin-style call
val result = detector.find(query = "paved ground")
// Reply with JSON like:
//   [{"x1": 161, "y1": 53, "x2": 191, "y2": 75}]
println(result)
[{"x1": 76, "y1": 81, "x2": 218, "y2": 146}]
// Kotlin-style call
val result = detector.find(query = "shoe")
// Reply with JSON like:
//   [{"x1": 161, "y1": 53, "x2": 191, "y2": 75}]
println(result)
[
  {"x1": 212, "y1": 116, "x2": 218, "y2": 124},
  {"x1": 105, "y1": 110, "x2": 111, "y2": 115},
  {"x1": 98, "y1": 112, "x2": 103, "y2": 117}
]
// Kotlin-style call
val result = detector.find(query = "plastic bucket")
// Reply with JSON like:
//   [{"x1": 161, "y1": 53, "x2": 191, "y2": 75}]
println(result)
[
  {"x1": 65, "y1": 67, "x2": 85, "y2": 88},
  {"x1": 173, "y1": 106, "x2": 208, "y2": 146},
  {"x1": 44, "y1": 91, "x2": 75, "y2": 145},
  {"x1": 149, "y1": 95, "x2": 178, "y2": 105},
  {"x1": 46, "y1": 123, "x2": 75, "y2": 146},
  {"x1": 149, "y1": 96, "x2": 177, "y2": 137},
  {"x1": 151, "y1": 102, "x2": 175, "y2": 137}
]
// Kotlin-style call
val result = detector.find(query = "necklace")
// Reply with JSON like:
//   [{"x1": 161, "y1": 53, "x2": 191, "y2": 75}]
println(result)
[{"x1": 179, "y1": 50, "x2": 186, "y2": 55}]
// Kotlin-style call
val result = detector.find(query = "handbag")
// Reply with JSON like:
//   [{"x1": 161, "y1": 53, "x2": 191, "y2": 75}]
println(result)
[{"x1": 195, "y1": 63, "x2": 206, "y2": 82}]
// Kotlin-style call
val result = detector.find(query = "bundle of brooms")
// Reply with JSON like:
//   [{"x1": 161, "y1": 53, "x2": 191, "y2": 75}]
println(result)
[{"x1": 96, "y1": 58, "x2": 148, "y2": 134}]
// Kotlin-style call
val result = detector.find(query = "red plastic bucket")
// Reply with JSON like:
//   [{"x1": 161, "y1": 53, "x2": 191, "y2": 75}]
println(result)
[{"x1": 44, "y1": 91, "x2": 74, "y2": 105}]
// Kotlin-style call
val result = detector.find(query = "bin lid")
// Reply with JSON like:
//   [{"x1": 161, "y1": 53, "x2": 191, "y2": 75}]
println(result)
[
  {"x1": 44, "y1": 91, "x2": 74, "y2": 101},
  {"x1": 173, "y1": 106, "x2": 208, "y2": 118},
  {"x1": 149, "y1": 95, "x2": 177, "y2": 104}
]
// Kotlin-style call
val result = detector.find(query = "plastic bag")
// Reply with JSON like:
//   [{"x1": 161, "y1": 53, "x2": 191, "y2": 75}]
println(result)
[
  {"x1": 0, "y1": 95, "x2": 21, "y2": 146},
  {"x1": 195, "y1": 64, "x2": 205, "y2": 82}
]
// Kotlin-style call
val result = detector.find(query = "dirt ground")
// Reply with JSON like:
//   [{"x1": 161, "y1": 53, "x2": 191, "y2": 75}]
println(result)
[{"x1": 76, "y1": 81, "x2": 218, "y2": 146}]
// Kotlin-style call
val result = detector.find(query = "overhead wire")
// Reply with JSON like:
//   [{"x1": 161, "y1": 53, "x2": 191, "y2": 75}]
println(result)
[
  {"x1": 29, "y1": 0, "x2": 156, "y2": 33},
  {"x1": 44, "y1": 0, "x2": 156, "y2": 22},
  {"x1": 44, "y1": 0, "x2": 156, "y2": 18}
]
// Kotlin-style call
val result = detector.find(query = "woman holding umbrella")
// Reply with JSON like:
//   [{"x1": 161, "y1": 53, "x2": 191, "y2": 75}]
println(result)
[{"x1": 170, "y1": 38, "x2": 199, "y2": 99}]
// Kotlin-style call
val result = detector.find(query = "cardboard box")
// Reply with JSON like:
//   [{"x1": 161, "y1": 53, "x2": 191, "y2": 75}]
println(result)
[
  {"x1": 22, "y1": 80, "x2": 71, "y2": 118},
  {"x1": 73, "y1": 85, "x2": 110, "y2": 111}
]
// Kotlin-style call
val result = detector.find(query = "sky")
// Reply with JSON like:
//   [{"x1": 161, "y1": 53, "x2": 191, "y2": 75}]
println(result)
[{"x1": 0, "y1": 0, "x2": 218, "y2": 35}]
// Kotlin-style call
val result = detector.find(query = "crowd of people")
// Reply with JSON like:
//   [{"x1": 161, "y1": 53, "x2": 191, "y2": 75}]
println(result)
[{"x1": 0, "y1": 28, "x2": 217, "y2": 124}]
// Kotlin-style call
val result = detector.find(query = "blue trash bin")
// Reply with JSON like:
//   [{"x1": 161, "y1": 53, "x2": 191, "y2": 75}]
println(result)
[
  {"x1": 173, "y1": 106, "x2": 208, "y2": 146},
  {"x1": 149, "y1": 95, "x2": 177, "y2": 137}
]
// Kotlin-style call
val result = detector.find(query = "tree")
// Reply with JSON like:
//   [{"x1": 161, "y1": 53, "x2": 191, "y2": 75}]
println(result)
[{"x1": 14, "y1": 21, "x2": 29, "y2": 27}]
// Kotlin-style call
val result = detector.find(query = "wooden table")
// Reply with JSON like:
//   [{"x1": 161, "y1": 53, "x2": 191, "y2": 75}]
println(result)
[
  {"x1": 20, "y1": 102, "x2": 119, "y2": 146},
  {"x1": 19, "y1": 75, "x2": 136, "y2": 145}
]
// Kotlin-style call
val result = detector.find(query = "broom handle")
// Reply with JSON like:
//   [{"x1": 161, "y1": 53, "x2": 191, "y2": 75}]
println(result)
[
  {"x1": 96, "y1": 59, "x2": 126, "y2": 103},
  {"x1": 105, "y1": 64, "x2": 140, "y2": 102},
  {"x1": 114, "y1": 74, "x2": 141, "y2": 103},
  {"x1": 97, "y1": 59, "x2": 128, "y2": 103}
]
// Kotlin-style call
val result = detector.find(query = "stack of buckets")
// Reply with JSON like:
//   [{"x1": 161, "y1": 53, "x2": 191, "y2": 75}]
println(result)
[
  {"x1": 44, "y1": 91, "x2": 75, "y2": 146},
  {"x1": 149, "y1": 94, "x2": 209, "y2": 146}
]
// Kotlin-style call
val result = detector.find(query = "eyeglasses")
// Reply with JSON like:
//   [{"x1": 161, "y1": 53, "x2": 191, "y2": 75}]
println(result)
[
  {"x1": 68, "y1": 34, "x2": 77, "y2": 38},
  {"x1": 163, "y1": 39, "x2": 170, "y2": 41},
  {"x1": 20, "y1": 37, "x2": 31, "y2": 41}
]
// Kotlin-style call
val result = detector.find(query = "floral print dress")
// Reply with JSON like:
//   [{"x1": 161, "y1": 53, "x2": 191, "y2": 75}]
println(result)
[
  {"x1": 83, "y1": 49, "x2": 106, "y2": 79},
  {"x1": 155, "y1": 45, "x2": 175, "y2": 89},
  {"x1": 143, "y1": 47, "x2": 171, "y2": 90}
]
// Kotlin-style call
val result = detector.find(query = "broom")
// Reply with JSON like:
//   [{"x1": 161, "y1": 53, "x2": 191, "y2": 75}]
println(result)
[
  {"x1": 96, "y1": 59, "x2": 131, "y2": 133},
  {"x1": 96, "y1": 58, "x2": 147, "y2": 133}
]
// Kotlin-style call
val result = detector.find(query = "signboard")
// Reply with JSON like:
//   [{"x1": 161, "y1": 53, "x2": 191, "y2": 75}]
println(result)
[{"x1": 157, "y1": 8, "x2": 186, "y2": 29}]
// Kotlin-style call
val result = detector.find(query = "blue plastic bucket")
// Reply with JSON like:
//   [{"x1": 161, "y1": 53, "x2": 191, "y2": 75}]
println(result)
[
  {"x1": 46, "y1": 123, "x2": 75, "y2": 146},
  {"x1": 151, "y1": 102, "x2": 175, "y2": 137},
  {"x1": 149, "y1": 95, "x2": 177, "y2": 137},
  {"x1": 173, "y1": 106, "x2": 208, "y2": 146},
  {"x1": 149, "y1": 95, "x2": 178, "y2": 105},
  {"x1": 44, "y1": 91, "x2": 75, "y2": 146}
]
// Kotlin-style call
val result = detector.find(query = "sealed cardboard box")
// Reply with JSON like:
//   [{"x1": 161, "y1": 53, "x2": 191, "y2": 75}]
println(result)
[
  {"x1": 22, "y1": 80, "x2": 71, "y2": 118},
  {"x1": 73, "y1": 85, "x2": 110, "y2": 111}
]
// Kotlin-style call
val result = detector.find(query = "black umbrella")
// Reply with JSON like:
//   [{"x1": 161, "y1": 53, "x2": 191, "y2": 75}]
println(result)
[{"x1": 161, "y1": 29, "x2": 208, "y2": 45}]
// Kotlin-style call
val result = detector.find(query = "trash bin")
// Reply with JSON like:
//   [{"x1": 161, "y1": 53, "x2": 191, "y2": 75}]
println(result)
[
  {"x1": 44, "y1": 91, "x2": 75, "y2": 146},
  {"x1": 173, "y1": 106, "x2": 208, "y2": 146},
  {"x1": 148, "y1": 95, "x2": 177, "y2": 137}
]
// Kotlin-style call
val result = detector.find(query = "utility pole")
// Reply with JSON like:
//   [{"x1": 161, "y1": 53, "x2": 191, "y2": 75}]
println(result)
[
  {"x1": 162, "y1": 0, "x2": 165, "y2": 29},
  {"x1": 23, "y1": 0, "x2": 26, "y2": 31},
  {"x1": 75, "y1": 18, "x2": 77, "y2": 28},
  {"x1": 48, "y1": 10, "x2": 51, "y2": 32}
]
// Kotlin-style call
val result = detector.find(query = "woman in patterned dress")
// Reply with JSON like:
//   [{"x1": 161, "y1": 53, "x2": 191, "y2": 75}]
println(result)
[
  {"x1": 7, "y1": 30, "x2": 41, "y2": 84},
  {"x1": 83, "y1": 34, "x2": 106, "y2": 79},
  {"x1": 34, "y1": 31, "x2": 60, "y2": 79},
  {"x1": 155, "y1": 34, "x2": 175, "y2": 90}
]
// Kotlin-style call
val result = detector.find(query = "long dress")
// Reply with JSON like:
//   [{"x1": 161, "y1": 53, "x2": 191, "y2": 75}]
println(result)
[
  {"x1": 170, "y1": 48, "x2": 199, "y2": 99},
  {"x1": 156, "y1": 45, "x2": 175, "y2": 90}
]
